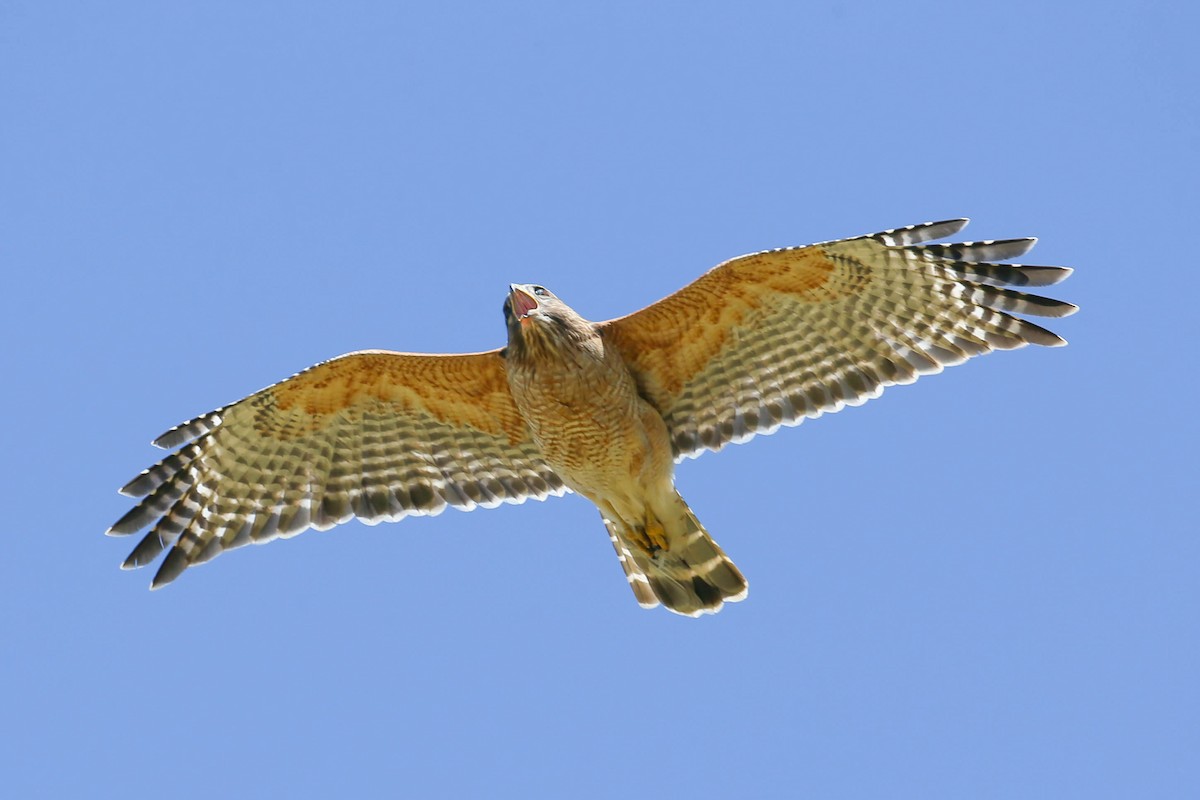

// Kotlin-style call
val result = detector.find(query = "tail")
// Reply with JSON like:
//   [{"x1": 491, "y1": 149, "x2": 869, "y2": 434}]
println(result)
[{"x1": 602, "y1": 491, "x2": 748, "y2": 617}]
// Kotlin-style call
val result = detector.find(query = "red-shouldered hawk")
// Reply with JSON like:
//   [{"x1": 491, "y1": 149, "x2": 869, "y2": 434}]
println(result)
[{"x1": 109, "y1": 219, "x2": 1075, "y2": 616}]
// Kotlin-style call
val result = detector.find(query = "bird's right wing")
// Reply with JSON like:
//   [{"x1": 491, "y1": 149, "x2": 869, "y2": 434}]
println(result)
[
  {"x1": 601, "y1": 219, "x2": 1076, "y2": 460},
  {"x1": 108, "y1": 350, "x2": 566, "y2": 588}
]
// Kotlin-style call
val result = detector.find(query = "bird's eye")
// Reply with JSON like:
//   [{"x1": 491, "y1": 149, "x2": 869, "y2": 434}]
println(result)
[{"x1": 532, "y1": 286, "x2": 547, "y2": 296}]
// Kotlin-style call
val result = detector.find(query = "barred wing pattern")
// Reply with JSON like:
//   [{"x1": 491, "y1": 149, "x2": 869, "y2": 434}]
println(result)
[
  {"x1": 601, "y1": 219, "x2": 1076, "y2": 460},
  {"x1": 108, "y1": 350, "x2": 566, "y2": 588}
]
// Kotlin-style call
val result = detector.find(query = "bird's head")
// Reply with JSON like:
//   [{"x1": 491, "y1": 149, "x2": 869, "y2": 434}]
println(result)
[{"x1": 502, "y1": 284, "x2": 593, "y2": 358}]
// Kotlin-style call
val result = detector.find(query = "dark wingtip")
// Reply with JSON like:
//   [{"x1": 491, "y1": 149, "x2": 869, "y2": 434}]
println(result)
[
  {"x1": 119, "y1": 471, "x2": 157, "y2": 498},
  {"x1": 1020, "y1": 319, "x2": 1069, "y2": 347},
  {"x1": 150, "y1": 548, "x2": 189, "y2": 589},
  {"x1": 152, "y1": 428, "x2": 187, "y2": 449},
  {"x1": 108, "y1": 504, "x2": 150, "y2": 536},
  {"x1": 121, "y1": 530, "x2": 168, "y2": 570}
]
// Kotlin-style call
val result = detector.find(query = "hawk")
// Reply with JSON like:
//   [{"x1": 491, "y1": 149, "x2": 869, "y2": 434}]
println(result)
[{"x1": 109, "y1": 219, "x2": 1075, "y2": 616}]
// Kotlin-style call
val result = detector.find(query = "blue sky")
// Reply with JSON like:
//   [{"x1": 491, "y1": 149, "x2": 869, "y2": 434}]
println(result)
[{"x1": 3, "y1": 1, "x2": 1196, "y2": 797}]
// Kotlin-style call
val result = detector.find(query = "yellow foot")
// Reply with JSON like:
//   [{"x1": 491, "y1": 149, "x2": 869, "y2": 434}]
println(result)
[
  {"x1": 645, "y1": 517, "x2": 670, "y2": 553},
  {"x1": 626, "y1": 525, "x2": 653, "y2": 554},
  {"x1": 626, "y1": 520, "x2": 669, "y2": 558}
]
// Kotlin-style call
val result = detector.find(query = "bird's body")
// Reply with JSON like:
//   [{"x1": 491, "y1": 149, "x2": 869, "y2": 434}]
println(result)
[
  {"x1": 503, "y1": 297, "x2": 660, "y2": 505},
  {"x1": 109, "y1": 219, "x2": 1075, "y2": 616},
  {"x1": 503, "y1": 286, "x2": 747, "y2": 613}
]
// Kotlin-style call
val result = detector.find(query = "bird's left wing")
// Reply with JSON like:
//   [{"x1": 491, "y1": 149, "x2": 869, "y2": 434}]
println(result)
[
  {"x1": 600, "y1": 219, "x2": 1076, "y2": 460},
  {"x1": 108, "y1": 350, "x2": 565, "y2": 587}
]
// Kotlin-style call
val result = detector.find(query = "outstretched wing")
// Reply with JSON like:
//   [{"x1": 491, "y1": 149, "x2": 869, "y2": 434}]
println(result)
[
  {"x1": 601, "y1": 219, "x2": 1076, "y2": 460},
  {"x1": 109, "y1": 349, "x2": 566, "y2": 587}
]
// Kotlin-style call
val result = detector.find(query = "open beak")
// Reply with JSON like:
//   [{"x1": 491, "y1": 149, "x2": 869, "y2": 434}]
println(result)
[{"x1": 509, "y1": 285, "x2": 539, "y2": 321}]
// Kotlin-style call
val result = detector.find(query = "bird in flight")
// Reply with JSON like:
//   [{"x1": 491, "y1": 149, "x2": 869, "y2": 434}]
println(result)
[{"x1": 109, "y1": 219, "x2": 1075, "y2": 616}]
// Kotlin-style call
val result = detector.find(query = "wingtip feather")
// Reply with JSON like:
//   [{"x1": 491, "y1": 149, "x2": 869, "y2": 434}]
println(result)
[
  {"x1": 1022, "y1": 321, "x2": 1069, "y2": 347},
  {"x1": 152, "y1": 429, "x2": 184, "y2": 449},
  {"x1": 929, "y1": 217, "x2": 970, "y2": 229},
  {"x1": 150, "y1": 548, "x2": 188, "y2": 589},
  {"x1": 119, "y1": 471, "x2": 155, "y2": 497}
]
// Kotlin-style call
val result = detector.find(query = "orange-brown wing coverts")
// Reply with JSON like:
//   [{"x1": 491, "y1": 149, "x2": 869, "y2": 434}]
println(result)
[
  {"x1": 109, "y1": 350, "x2": 565, "y2": 587},
  {"x1": 601, "y1": 219, "x2": 1076, "y2": 460}
]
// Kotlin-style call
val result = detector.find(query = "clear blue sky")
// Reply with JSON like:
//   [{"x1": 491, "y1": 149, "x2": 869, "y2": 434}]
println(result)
[{"x1": 3, "y1": 2, "x2": 1195, "y2": 797}]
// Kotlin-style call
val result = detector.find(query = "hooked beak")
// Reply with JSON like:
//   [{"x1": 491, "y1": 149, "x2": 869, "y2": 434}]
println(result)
[{"x1": 509, "y1": 285, "x2": 539, "y2": 322}]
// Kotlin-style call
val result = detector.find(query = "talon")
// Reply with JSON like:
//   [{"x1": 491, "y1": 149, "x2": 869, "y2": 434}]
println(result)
[
  {"x1": 626, "y1": 525, "x2": 651, "y2": 554},
  {"x1": 626, "y1": 522, "x2": 668, "y2": 557},
  {"x1": 645, "y1": 518, "x2": 669, "y2": 552}
]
